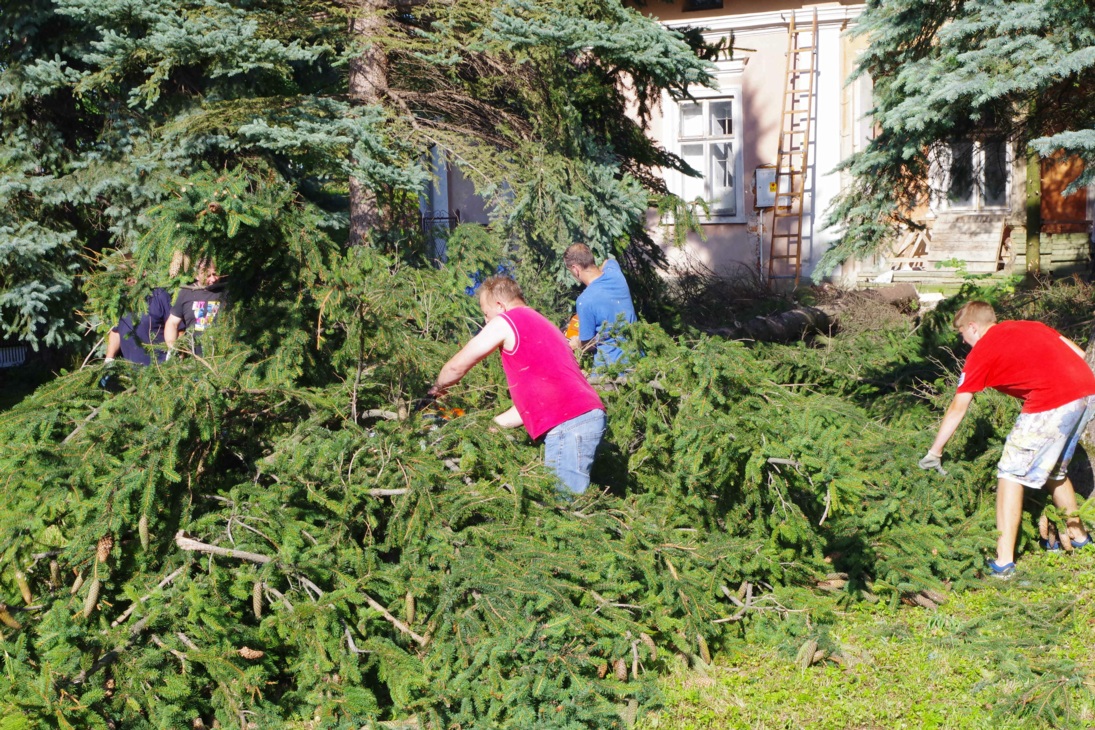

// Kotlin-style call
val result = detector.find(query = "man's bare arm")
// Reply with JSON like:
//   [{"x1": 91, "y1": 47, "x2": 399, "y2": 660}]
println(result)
[
  {"x1": 492, "y1": 406, "x2": 524, "y2": 429},
  {"x1": 1060, "y1": 335, "x2": 1087, "y2": 359},
  {"x1": 164, "y1": 315, "x2": 182, "y2": 348},
  {"x1": 431, "y1": 317, "x2": 512, "y2": 396},
  {"x1": 928, "y1": 391, "x2": 974, "y2": 456}
]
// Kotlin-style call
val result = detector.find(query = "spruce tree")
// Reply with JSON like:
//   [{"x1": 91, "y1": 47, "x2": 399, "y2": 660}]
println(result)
[{"x1": 822, "y1": 0, "x2": 1095, "y2": 273}]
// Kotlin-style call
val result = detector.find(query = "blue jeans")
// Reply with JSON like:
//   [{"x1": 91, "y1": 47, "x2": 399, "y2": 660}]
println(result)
[{"x1": 543, "y1": 409, "x2": 606, "y2": 494}]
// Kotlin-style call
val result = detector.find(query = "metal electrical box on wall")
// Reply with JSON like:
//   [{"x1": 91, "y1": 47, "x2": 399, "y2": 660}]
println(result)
[{"x1": 754, "y1": 166, "x2": 777, "y2": 208}]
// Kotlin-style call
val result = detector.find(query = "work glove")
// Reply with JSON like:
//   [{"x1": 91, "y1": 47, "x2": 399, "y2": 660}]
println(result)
[{"x1": 918, "y1": 451, "x2": 946, "y2": 475}]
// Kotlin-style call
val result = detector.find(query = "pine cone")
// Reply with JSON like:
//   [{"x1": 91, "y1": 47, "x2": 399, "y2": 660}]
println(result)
[
  {"x1": 596, "y1": 662, "x2": 609, "y2": 679},
  {"x1": 238, "y1": 646, "x2": 264, "y2": 660},
  {"x1": 97, "y1": 534, "x2": 114, "y2": 563},
  {"x1": 613, "y1": 658, "x2": 628, "y2": 681},
  {"x1": 83, "y1": 577, "x2": 101, "y2": 618},
  {"x1": 0, "y1": 604, "x2": 22, "y2": 630},
  {"x1": 639, "y1": 632, "x2": 657, "y2": 661},
  {"x1": 697, "y1": 634, "x2": 712, "y2": 665},
  {"x1": 15, "y1": 570, "x2": 32, "y2": 605},
  {"x1": 252, "y1": 582, "x2": 263, "y2": 620}
]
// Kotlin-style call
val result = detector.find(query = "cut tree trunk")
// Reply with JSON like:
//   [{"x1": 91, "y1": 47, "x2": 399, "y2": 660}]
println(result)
[{"x1": 707, "y1": 306, "x2": 834, "y2": 343}]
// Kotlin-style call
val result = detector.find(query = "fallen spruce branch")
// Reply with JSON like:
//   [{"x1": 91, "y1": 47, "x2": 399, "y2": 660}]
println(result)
[
  {"x1": 112, "y1": 566, "x2": 186, "y2": 627},
  {"x1": 173, "y1": 532, "x2": 424, "y2": 647},
  {"x1": 62, "y1": 407, "x2": 101, "y2": 445},
  {"x1": 175, "y1": 531, "x2": 272, "y2": 564},
  {"x1": 362, "y1": 592, "x2": 429, "y2": 648},
  {"x1": 72, "y1": 615, "x2": 151, "y2": 686},
  {"x1": 714, "y1": 582, "x2": 805, "y2": 623},
  {"x1": 361, "y1": 409, "x2": 399, "y2": 421},
  {"x1": 368, "y1": 488, "x2": 410, "y2": 497},
  {"x1": 150, "y1": 634, "x2": 188, "y2": 665}
]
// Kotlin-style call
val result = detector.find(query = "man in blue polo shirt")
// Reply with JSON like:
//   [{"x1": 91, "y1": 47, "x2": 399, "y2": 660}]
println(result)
[{"x1": 564, "y1": 243, "x2": 638, "y2": 372}]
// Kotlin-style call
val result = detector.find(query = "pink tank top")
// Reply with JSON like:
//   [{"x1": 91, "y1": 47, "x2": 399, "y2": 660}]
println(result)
[{"x1": 498, "y1": 307, "x2": 604, "y2": 440}]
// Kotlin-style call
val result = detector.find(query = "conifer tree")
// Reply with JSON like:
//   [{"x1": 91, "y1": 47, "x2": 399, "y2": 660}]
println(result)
[
  {"x1": 821, "y1": 0, "x2": 1095, "y2": 273},
  {"x1": 0, "y1": 0, "x2": 421, "y2": 349}
]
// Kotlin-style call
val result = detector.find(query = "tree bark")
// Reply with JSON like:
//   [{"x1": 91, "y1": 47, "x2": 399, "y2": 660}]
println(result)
[
  {"x1": 1083, "y1": 333, "x2": 1095, "y2": 447},
  {"x1": 1024, "y1": 147, "x2": 1041, "y2": 276},
  {"x1": 707, "y1": 306, "x2": 833, "y2": 343},
  {"x1": 347, "y1": 0, "x2": 389, "y2": 246}
]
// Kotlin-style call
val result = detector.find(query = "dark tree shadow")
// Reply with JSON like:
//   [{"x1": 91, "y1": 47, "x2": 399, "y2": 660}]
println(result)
[{"x1": 1068, "y1": 445, "x2": 1094, "y2": 499}]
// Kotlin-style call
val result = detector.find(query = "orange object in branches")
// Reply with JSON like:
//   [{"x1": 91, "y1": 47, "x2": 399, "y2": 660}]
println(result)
[{"x1": 565, "y1": 315, "x2": 580, "y2": 339}]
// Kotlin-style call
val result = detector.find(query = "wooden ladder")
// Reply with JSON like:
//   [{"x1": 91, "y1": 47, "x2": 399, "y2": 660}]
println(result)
[{"x1": 767, "y1": 9, "x2": 818, "y2": 288}]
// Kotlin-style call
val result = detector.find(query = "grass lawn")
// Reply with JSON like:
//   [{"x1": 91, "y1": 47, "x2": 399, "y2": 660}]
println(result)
[{"x1": 642, "y1": 548, "x2": 1095, "y2": 730}]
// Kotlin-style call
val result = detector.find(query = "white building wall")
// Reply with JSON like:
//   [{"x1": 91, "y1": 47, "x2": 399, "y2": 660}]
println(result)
[{"x1": 653, "y1": 4, "x2": 865, "y2": 283}]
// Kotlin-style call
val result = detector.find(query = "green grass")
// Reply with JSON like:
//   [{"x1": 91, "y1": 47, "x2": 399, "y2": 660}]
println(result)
[{"x1": 642, "y1": 549, "x2": 1095, "y2": 730}]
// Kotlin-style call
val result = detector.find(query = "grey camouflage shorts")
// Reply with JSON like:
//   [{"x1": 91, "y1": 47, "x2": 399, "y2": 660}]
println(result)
[{"x1": 997, "y1": 395, "x2": 1095, "y2": 488}]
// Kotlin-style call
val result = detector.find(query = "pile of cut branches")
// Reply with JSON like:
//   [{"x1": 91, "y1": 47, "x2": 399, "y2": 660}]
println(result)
[{"x1": 3, "y1": 264, "x2": 1068, "y2": 728}]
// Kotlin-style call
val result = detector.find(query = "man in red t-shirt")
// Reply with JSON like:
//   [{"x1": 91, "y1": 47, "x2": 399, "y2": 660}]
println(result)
[
  {"x1": 431, "y1": 276, "x2": 606, "y2": 494},
  {"x1": 921, "y1": 301, "x2": 1095, "y2": 578}
]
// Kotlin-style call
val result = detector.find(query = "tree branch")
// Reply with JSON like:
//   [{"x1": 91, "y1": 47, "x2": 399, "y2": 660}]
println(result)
[
  {"x1": 362, "y1": 592, "x2": 428, "y2": 647},
  {"x1": 112, "y1": 566, "x2": 186, "y2": 627},
  {"x1": 175, "y1": 531, "x2": 273, "y2": 564}
]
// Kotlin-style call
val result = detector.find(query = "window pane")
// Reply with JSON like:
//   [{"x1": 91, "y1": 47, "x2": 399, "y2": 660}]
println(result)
[
  {"x1": 983, "y1": 139, "x2": 1007, "y2": 207},
  {"x1": 855, "y1": 74, "x2": 874, "y2": 152},
  {"x1": 679, "y1": 103, "x2": 704, "y2": 139},
  {"x1": 710, "y1": 142, "x2": 735, "y2": 215},
  {"x1": 948, "y1": 141, "x2": 974, "y2": 207},
  {"x1": 681, "y1": 143, "x2": 705, "y2": 201},
  {"x1": 684, "y1": 0, "x2": 724, "y2": 10},
  {"x1": 709, "y1": 100, "x2": 733, "y2": 137}
]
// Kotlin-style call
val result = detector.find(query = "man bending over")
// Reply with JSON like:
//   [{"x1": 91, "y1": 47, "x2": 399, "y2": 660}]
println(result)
[
  {"x1": 431, "y1": 276, "x2": 606, "y2": 494},
  {"x1": 920, "y1": 301, "x2": 1095, "y2": 578}
]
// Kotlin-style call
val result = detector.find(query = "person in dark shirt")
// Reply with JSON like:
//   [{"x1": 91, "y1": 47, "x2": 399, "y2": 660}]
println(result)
[
  {"x1": 104, "y1": 287, "x2": 172, "y2": 366},
  {"x1": 165, "y1": 258, "x2": 227, "y2": 357}
]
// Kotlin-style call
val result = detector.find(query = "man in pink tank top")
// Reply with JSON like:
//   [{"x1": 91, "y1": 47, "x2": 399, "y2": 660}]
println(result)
[{"x1": 430, "y1": 276, "x2": 606, "y2": 493}]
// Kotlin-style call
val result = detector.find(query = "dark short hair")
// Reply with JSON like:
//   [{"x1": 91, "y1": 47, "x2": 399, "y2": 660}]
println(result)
[
  {"x1": 563, "y1": 243, "x2": 595, "y2": 270},
  {"x1": 479, "y1": 275, "x2": 525, "y2": 304}
]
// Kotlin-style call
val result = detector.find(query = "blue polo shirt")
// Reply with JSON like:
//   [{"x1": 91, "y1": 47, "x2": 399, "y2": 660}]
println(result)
[{"x1": 576, "y1": 259, "x2": 637, "y2": 370}]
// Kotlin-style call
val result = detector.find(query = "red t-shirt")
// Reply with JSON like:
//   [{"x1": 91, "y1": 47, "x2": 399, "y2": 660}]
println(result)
[
  {"x1": 957, "y1": 320, "x2": 1095, "y2": 413},
  {"x1": 498, "y1": 307, "x2": 604, "y2": 440}
]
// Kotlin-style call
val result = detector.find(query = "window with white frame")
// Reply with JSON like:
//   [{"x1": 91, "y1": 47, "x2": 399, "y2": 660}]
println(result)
[
  {"x1": 853, "y1": 72, "x2": 874, "y2": 153},
  {"x1": 676, "y1": 95, "x2": 743, "y2": 220},
  {"x1": 943, "y1": 138, "x2": 1009, "y2": 210}
]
